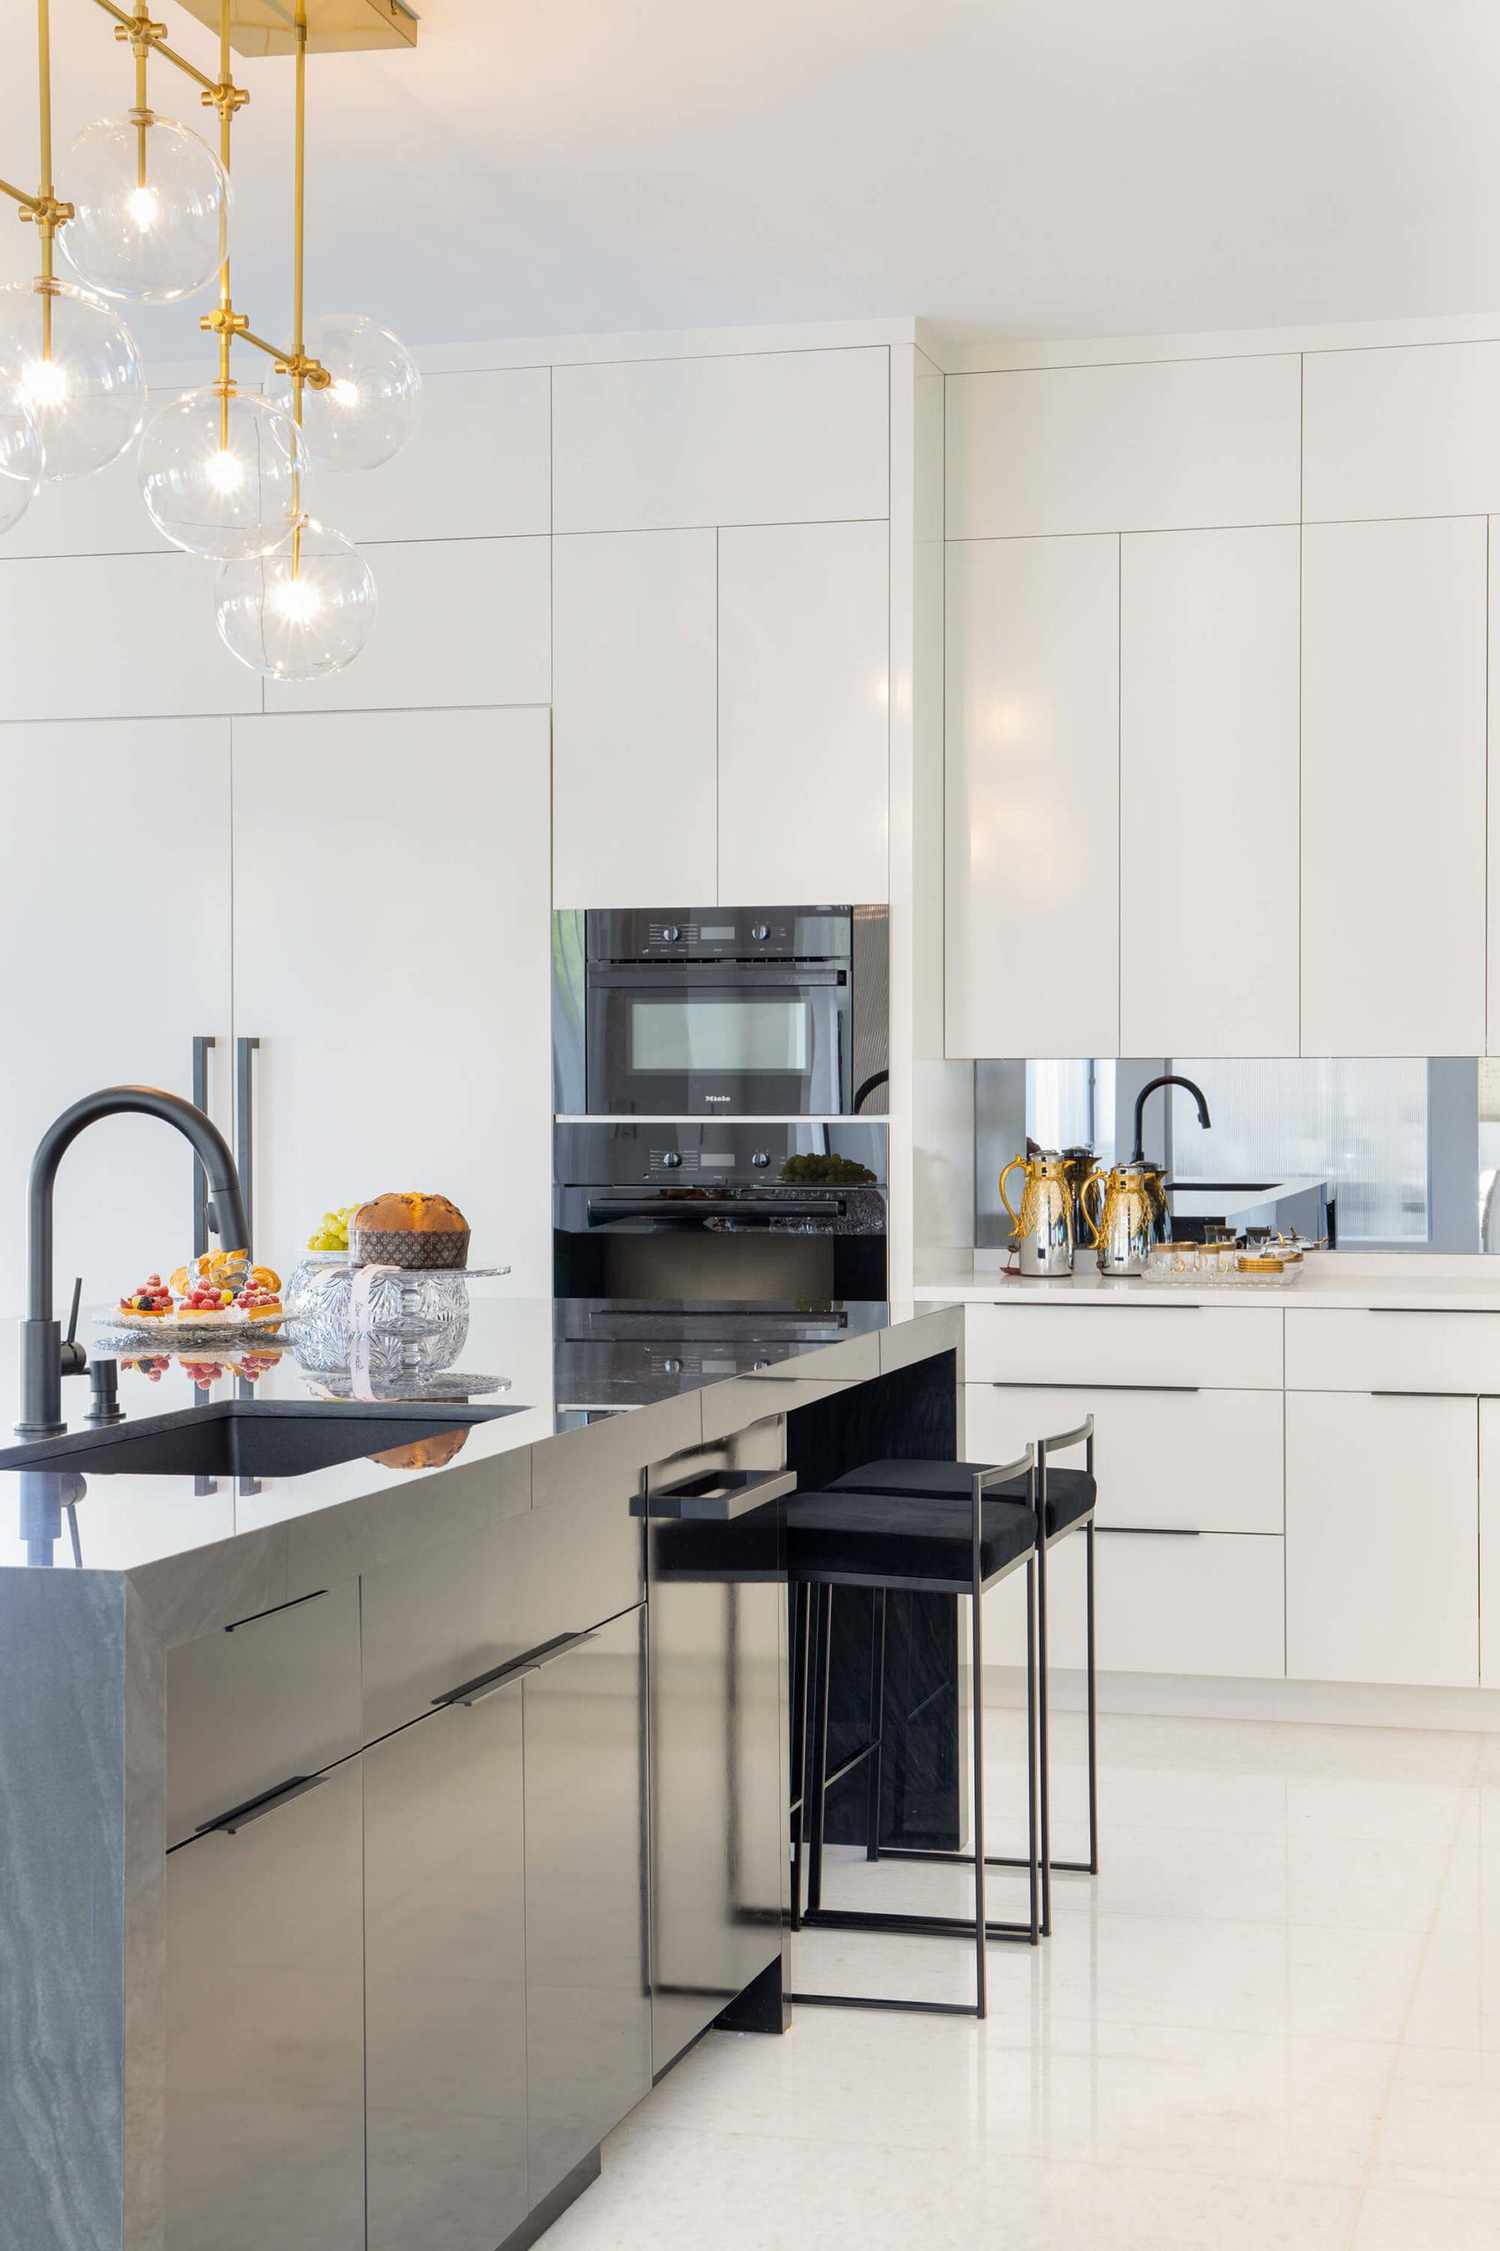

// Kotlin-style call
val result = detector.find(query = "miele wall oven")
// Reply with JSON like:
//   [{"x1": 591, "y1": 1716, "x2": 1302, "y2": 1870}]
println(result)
[{"x1": 552, "y1": 906, "x2": 889, "y2": 1118}]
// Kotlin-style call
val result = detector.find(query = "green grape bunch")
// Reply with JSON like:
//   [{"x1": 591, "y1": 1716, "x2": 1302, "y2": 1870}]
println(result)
[{"x1": 306, "y1": 1204, "x2": 360, "y2": 1253}]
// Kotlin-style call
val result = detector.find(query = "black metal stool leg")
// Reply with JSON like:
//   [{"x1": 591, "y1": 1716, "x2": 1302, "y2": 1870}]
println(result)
[
  {"x1": 807, "y1": 1585, "x2": 833, "y2": 1916},
  {"x1": 971, "y1": 1517, "x2": 989, "y2": 2015},
  {"x1": 865, "y1": 1587, "x2": 887, "y2": 1862},
  {"x1": 1036, "y1": 1457, "x2": 1053, "y2": 1938},
  {"x1": 1085, "y1": 1514, "x2": 1099, "y2": 1876}
]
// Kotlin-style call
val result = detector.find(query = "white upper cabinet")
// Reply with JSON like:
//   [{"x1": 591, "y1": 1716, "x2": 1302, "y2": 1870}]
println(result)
[
  {"x1": 945, "y1": 534, "x2": 1119, "y2": 1058},
  {"x1": 1303, "y1": 342, "x2": 1500, "y2": 522},
  {"x1": 945, "y1": 355, "x2": 1301, "y2": 540},
  {"x1": 0, "y1": 552, "x2": 258, "y2": 721},
  {"x1": 1487, "y1": 522, "x2": 1500, "y2": 1057},
  {"x1": 0, "y1": 720, "x2": 232, "y2": 1315},
  {"x1": 1301, "y1": 517, "x2": 1486, "y2": 1057},
  {"x1": 324, "y1": 369, "x2": 551, "y2": 544},
  {"x1": 716, "y1": 520, "x2": 889, "y2": 907},
  {"x1": 1120, "y1": 526, "x2": 1300, "y2": 1055},
  {"x1": 265, "y1": 536, "x2": 550, "y2": 716},
  {"x1": 552, "y1": 530, "x2": 717, "y2": 907},
  {"x1": 230, "y1": 708, "x2": 552, "y2": 1293},
  {"x1": 552, "y1": 348, "x2": 889, "y2": 532}
]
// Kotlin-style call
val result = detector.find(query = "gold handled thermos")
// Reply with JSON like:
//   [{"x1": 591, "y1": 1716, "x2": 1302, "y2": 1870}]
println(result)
[{"x1": 999, "y1": 1148, "x2": 1079, "y2": 1278}]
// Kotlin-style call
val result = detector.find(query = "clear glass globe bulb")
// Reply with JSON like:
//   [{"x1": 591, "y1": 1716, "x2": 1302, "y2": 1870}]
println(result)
[
  {"x1": 268, "y1": 311, "x2": 420, "y2": 471},
  {"x1": 59, "y1": 113, "x2": 231, "y2": 304},
  {"x1": 0, "y1": 276, "x2": 144, "y2": 482},
  {"x1": 215, "y1": 516, "x2": 376, "y2": 679},
  {"x1": 0, "y1": 398, "x2": 43, "y2": 534},
  {"x1": 139, "y1": 387, "x2": 307, "y2": 560}
]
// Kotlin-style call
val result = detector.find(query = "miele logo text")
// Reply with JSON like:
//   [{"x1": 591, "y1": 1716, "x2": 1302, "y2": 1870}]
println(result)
[{"x1": 704, "y1": 1095, "x2": 732, "y2": 1104}]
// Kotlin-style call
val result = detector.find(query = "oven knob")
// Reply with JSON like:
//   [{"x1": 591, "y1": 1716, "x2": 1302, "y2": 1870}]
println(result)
[
  {"x1": 751, "y1": 1150, "x2": 770, "y2": 1168},
  {"x1": 751, "y1": 923, "x2": 769, "y2": 942},
  {"x1": 661, "y1": 923, "x2": 681, "y2": 943},
  {"x1": 661, "y1": 1151, "x2": 683, "y2": 1169},
  {"x1": 662, "y1": 1356, "x2": 683, "y2": 1376}
]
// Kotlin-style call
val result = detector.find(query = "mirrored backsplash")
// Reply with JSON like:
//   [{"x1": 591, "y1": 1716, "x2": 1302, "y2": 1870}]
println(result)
[{"x1": 975, "y1": 1059, "x2": 1500, "y2": 1253}]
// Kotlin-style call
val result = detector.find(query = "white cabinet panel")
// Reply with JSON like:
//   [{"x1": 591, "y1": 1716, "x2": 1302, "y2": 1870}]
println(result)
[
  {"x1": 1285, "y1": 1306, "x2": 1500, "y2": 1395},
  {"x1": 965, "y1": 1383, "x2": 1284, "y2": 1534},
  {"x1": 0, "y1": 720, "x2": 232, "y2": 1315},
  {"x1": 944, "y1": 536, "x2": 1119, "y2": 1056},
  {"x1": 265, "y1": 537, "x2": 549, "y2": 715},
  {"x1": 1286, "y1": 1392, "x2": 1479, "y2": 1688},
  {"x1": 963, "y1": 1302, "x2": 1283, "y2": 1390},
  {"x1": 1300, "y1": 518, "x2": 1486, "y2": 1057},
  {"x1": 945, "y1": 356, "x2": 1301, "y2": 540},
  {"x1": 230, "y1": 709, "x2": 551, "y2": 1292},
  {"x1": 552, "y1": 530, "x2": 717, "y2": 907},
  {"x1": 989, "y1": 1529, "x2": 1284, "y2": 1678},
  {"x1": 1487, "y1": 522, "x2": 1500, "y2": 1057},
  {"x1": 1304, "y1": 343, "x2": 1500, "y2": 522},
  {"x1": 1120, "y1": 527, "x2": 1300, "y2": 1055},
  {"x1": 552, "y1": 348, "x2": 889, "y2": 532},
  {"x1": 324, "y1": 369, "x2": 550, "y2": 544},
  {"x1": 0, "y1": 389, "x2": 175, "y2": 558},
  {"x1": 717, "y1": 520, "x2": 889, "y2": 906},
  {"x1": 0, "y1": 552, "x2": 258, "y2": 719},
  {"x1": 1480, "y1": 1401, "x2": 1500, "y2": 1686}
]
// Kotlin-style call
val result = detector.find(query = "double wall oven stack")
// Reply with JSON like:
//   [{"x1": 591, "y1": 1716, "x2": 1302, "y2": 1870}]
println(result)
[{"x1": 553, "y1": 906, "x2": 890, "y2": 1306}]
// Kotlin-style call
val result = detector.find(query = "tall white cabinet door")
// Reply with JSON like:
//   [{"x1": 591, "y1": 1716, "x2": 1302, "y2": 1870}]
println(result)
[
  {"x1": 1286, "y1": 1392, "x2": 1479, "y2": 1688},
  {"x1": 717, "y1": 520, "x2": 889, "y2": 907},
  {"x1": 231, "y1": 709, "x2": 552, "y2": 1293},
  {"x1": 1480, "y1": 1401, "x2": 1500, "y2": 1686},
  {"x1": 1301, "y1": 517, "x2": 1487, "y2": 1057},
  {"x1": 553, "y1": 530, "x2": 717, "y2": 907},
  {"x1": 944, "y1": 534, "x2": 1119, "y2": 1058},
  {"x1": 1121, "y1": 527, "x2": 1300, "y2": 1055},
  {"x1": 0, "y1": 720, "x2": 232, "y2": 1317}
]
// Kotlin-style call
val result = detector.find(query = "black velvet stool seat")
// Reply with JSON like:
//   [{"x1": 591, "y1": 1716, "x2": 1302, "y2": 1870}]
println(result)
[
  {"x1": 830, "y1": 1417, "x2": 1099, "y2": 1937},
  {"x1": 785, "y1": 1445, "x2": 1041, "y2": 2020}
]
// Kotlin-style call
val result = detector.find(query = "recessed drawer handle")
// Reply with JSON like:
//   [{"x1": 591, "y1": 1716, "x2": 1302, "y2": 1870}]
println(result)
[
  {"x1": 1367, "y1": 1307, "x2": 1494, "y2": 1315},
  {"x1": 434, "y1": 1625, "x2": 604, "y2": 1709},
  {"x1": 1096, "y1": 1526, "x2": 1203, "y2": 1538},
  {"x1": 193, "y1": 1772, "x2": 326, "y2": 1839},
  {"x1": 1370, "y1": 1390, "x2": 1453, "y2": 1399},
  {"x1": 989, "y1": 1382, "x2": 1200, "y2": 1395}
]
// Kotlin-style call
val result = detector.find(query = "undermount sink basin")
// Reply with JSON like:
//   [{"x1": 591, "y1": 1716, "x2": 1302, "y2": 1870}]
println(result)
[{"x1": 0, "y1": 1401, "x2": 520, "y2": 1479}]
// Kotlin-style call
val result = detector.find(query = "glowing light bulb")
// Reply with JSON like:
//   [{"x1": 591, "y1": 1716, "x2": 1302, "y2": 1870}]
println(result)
[
  {"x1": 126, "y1": 184, "x2": 160, "y2": 232},
  {"x1": 270, "y1": 572, "x2": 324, "y2": 625},
  {"x1": 19, "y1": 358, "x2": 69, "y2": 410},
  {"x1": 329, "y1": 378, "x2": 360, "y2": 410},
  {"x1": 204, "y1": 446, "x2": 246, "y2": 496}
]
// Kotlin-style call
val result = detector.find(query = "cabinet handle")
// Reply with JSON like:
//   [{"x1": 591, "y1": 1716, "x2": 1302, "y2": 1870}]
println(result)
[
  {"x1": 194, "y1": 1771, "x2": 325, "y2": 1839},
  {"x1": 1367, "y1": 1307, "x2": 1493, "y2": 1316},
  {"x1": 1096, "y1": 1526, "x2": 1202, "y2": 1537},
  {"x1": 235, "y1": 1036, "x2": 260, "y2": 1250},
  {"x1": 434, "y1": 1624, "x2": 604, "y2": 1709},
  {"x1": 1370, "y1": 1390, "x2": 1454, "y2": 1399},
  {"x1": 191, "y1": 1035, "x2": 216, "y2": 1257},
  {"x1": 988, "y1": 1382, "x2": 1200, "y2": 1395}
]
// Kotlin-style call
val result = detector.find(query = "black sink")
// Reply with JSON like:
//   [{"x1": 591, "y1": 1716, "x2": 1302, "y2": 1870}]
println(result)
[{"x1": 0, "y1": 1401, "x2": 521, "y2": 1479}]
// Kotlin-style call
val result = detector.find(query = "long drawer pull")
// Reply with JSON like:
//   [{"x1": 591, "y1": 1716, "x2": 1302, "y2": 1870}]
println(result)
[
  {"x1": 1367, "y1": 1307, "x2": 1496, "y2": 1316},
  {"x1": 1096, "y1": 1526, "x2": 1203, "y2": 1538},
  {"x1": 989, "y1": 1381, "x2": 1201, "y2": 1395},
  {"x1": 1370, "y1": 1390, "x2": 1456, "y2": 1400},
  {"x1": 993, "y1": 1300, "x2": 1205, "y2": 1311},
  {"x1": 195, "y1": 1772, "x2": 326, "y2": 1839},
  {"x1": 435, "y1": 1625, "x2": 603, "y2": 1709}
]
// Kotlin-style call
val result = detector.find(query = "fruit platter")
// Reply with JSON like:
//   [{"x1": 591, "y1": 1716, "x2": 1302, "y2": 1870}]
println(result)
[{"x1": 101, "y1": 1249, "x2": 288, "y2": 1342}]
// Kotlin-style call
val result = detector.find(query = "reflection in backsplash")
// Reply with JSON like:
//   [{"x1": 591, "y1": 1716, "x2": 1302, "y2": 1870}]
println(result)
[{"x1": 975, "y1": 1058, "x2": 1500, "y2": 1254}]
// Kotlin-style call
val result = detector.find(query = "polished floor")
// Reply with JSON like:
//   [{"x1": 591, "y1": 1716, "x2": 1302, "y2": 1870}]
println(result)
[{"x1": 547, "y1": 1705, "x2": 1500, "y2": 2250}]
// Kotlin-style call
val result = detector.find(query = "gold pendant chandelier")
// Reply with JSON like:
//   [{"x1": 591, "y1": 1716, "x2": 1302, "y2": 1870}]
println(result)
[{"x1": 0, "y1": 0, "x2": 421, "y2": 680}]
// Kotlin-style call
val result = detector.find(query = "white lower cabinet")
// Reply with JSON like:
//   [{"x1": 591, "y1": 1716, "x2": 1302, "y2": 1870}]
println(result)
[
  {"x1": 229, "y1": 708, "x2": 553, "y2": 1292},
  {"x1": 988, "y1": 1523, "x2": 1284, "y2": 1678},
  {"x1": 1286, "y1": 1392, "x2": 1480, "y2": 1688}
]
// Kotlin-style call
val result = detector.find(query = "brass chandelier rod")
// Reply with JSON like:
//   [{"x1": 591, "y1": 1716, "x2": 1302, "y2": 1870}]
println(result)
[{"x1": 1, "y1": 0, "x2": 78, "y2": 360}]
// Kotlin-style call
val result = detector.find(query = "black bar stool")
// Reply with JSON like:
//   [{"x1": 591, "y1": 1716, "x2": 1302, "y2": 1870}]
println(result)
[
  {"x1": 828, "y1": 1415, "x2": 1098, "y2": 1937},
  {"x1": 785, "y1": 1444, "x2": 1039, "y2": 2019}
]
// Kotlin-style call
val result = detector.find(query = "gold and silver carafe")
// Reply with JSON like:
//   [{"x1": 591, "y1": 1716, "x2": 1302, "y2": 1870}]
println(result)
[
  {"x1": 1080, "y1": 1160, "x2": 1169, "y2": 1278},
  {"x1": 998, "y1": 1148, "x2": 1081, "y2": 1277}
]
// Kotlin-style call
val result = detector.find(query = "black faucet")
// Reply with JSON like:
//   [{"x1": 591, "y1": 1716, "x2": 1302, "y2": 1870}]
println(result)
[
  {"x1": 1130, "y1": 1073, "x2": 1213, "y2": 1167},
  {"x1": 18, "y1": 1086, "x2": 250, "y2": 1438}
]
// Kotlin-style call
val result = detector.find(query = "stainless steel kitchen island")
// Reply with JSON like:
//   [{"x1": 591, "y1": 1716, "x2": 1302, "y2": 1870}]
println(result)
[{"x1": 0, "y1": 1289, "x2": 963, "y2": 2251}]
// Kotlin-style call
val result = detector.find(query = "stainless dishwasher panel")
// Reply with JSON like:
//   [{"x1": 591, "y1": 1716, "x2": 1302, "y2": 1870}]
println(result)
[
  {"x1": 165, "y1": 1757, "x2": 365, "y2": 2251},
  {"x1": 364, "y1": 1679, "x2": 527, "y2": 2251},
  {"x1": 166, "y1": 1578, "x2": 362, "y2": 1846},
  {"x1": 645, "y1": 1438, "x2": 787, "y2": 2073},
  {"x1": 523, "y1": 1604, "x2": 651, "y2": 2204}
]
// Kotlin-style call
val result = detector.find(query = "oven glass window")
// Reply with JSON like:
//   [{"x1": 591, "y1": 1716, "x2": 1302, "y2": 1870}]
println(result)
[{"x1": 629, "y1": 998, "x2": 812, "y2": 1074}]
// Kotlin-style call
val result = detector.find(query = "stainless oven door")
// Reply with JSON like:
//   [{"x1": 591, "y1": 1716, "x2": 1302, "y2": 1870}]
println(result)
[{"x1": 585, "y1": 964, "x2": 847, "y2": 1115}]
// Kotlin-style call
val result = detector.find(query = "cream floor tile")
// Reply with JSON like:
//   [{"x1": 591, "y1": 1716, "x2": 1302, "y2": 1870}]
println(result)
[
  {"x1": 1369, "y1": 2046, "x2": 1500, "y2": 2201},
  {"x1": 1353, "y1": 2184, "x2": 1500, "y2": 2250}
]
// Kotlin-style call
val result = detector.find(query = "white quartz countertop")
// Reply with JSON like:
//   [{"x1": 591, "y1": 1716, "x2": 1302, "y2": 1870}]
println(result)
[{"x1": 914, "y1": 1248, "x2": 1500, "y2": 1313}]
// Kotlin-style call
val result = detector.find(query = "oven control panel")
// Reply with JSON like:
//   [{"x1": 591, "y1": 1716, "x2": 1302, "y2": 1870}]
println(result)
[{"x1": 586, "y1": 906, "x2": 854, "y2": 962}]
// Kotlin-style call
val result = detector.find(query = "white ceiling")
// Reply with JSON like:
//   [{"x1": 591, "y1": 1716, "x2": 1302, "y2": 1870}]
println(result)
[{"x1": 3, "y1": 0, "x2": 1500, "y2": 355}]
